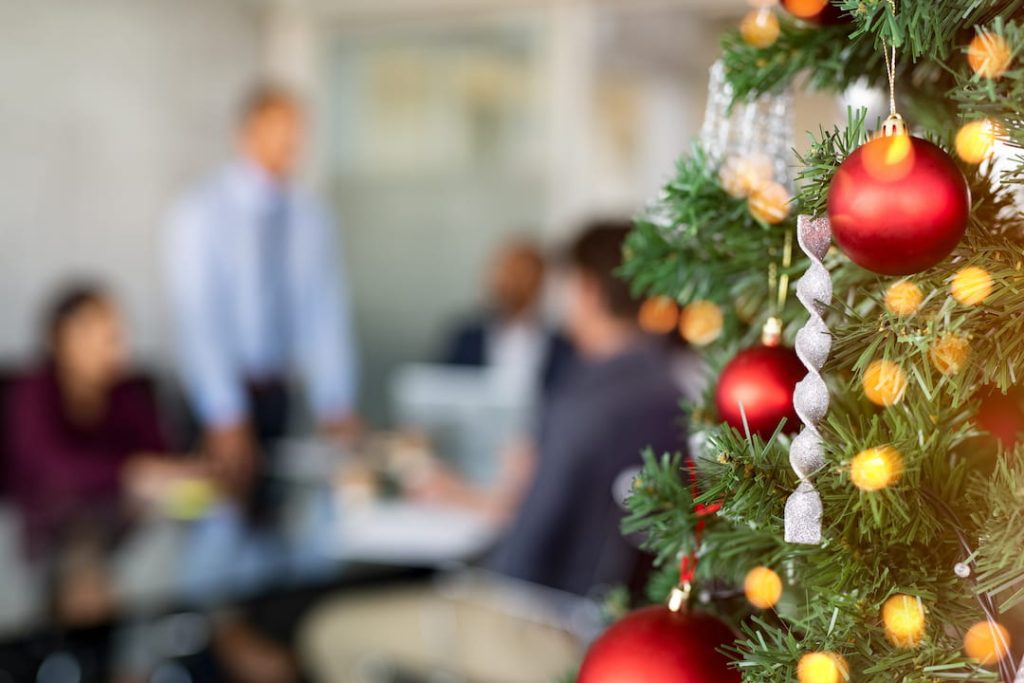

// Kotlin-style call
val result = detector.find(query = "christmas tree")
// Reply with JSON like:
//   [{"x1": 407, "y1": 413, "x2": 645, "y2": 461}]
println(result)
[{"x1": 579, "y1": 1, "x2": 1024, "y2": 682}]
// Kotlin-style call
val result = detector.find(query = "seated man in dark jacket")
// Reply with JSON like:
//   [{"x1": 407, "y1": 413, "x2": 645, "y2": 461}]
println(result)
[
  {"x1": 300, "y1": 223, "x2": 686, "y2": 683},
  {"x1": 443, "y1": 238, "x2": 574, "y2": 396}
]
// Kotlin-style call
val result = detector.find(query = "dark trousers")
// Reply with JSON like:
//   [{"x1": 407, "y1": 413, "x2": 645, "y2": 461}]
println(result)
[
  {"x1": 247, "y1": 379, "x2": 290, "y2": 446},
  {"x1": 245, "y1": 379, "x2": 290, "y2": 524}
]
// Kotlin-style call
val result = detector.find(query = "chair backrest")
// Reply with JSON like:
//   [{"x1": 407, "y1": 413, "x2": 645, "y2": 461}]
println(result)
[
  {"x1": 390, "y1": 363, "x2": 536, "y2": 485},
  {"x1": 0, "y1": 366, "x2": 18, "y2": 497}
]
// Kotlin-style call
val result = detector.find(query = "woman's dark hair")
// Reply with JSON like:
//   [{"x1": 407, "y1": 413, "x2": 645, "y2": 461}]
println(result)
[
  {"x1": 566, "y1": 220, "x2": 640, "y2": 319},
  {"x1": 43, "y1": 282, "x2": 108, "y2": 349}
]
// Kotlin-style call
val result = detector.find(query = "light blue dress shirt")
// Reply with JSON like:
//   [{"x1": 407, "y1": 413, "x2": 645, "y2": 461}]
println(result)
[{"x1": 164, "y1": 160, "x2": 357, "y2": 427}]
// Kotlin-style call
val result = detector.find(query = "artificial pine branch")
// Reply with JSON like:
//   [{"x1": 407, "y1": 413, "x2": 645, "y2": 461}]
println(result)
[{"x1": 615, "y1": 2, "x2": 1024, "y2": 681}]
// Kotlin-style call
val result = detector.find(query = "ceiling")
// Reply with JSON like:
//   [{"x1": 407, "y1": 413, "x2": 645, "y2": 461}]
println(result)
[{"x1": 261, "y1": 0, "x2": 749, "y2": 24}]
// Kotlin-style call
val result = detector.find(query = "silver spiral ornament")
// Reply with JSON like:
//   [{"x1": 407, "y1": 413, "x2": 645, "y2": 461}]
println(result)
[{"x1": 784, "y1": 215, "x2": 833, "y2": 545}]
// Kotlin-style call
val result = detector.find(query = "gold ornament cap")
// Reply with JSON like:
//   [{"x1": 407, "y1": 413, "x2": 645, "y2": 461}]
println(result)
[
  {"x1": 667, "y1": 583, "x2": 691, "y2": 613},
  {"x1": 881, "y1": 113, "x2": 908, "y2": 137},
  {"x1": 761, "y1": 316, "x2": 783, "y2": 347}
]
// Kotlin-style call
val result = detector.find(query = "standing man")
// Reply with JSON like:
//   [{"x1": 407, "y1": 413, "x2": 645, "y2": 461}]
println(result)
[{"x1": 165, "y1": 84, "x2": 358, "y2": 496}]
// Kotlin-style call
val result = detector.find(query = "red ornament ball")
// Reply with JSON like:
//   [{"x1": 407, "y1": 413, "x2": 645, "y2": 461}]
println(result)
[
  {"x1": 977, "y1": 386, "x2": 1024, "y2": 449},
  {"x1": 578, "y1": 606, "x2": 739, "y2": 683},
  {"x1": 827, "y1": 135, "x2": 970, "y2": 276},
  {"x1": 716, "y1": 344, "x2": 805, "y2": 439},
  {"x1": 781, "y1": 0, "x2": 845, "y2": 24}
]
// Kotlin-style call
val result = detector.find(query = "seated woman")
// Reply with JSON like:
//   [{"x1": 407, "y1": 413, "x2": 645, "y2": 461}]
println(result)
[{"x1": 4, "y1": 283, "x2": 194, "y2": 624}]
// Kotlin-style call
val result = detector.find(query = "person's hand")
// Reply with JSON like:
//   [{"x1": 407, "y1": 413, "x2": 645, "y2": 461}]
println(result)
[
  {"x1": 204, "y1": 423, "x2": 260, "y2": 499},
  {"x1": 318, "y1": 413, "x2": 364, "y2": 445},
  {"x1": 405, "y1": 462, "x2": 470, "y2": 505},
  {"x1": 122, "y1": 454, "x2": 211, "y2": 506},
  {"x1": 408, "y1": 438, "x2": 537, "y2": 524}
]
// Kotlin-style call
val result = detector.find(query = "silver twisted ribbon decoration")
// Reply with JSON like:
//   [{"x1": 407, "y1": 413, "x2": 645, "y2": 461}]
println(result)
[{"x1": 784, "y1": 215, "x2": 833, "y2": 545}]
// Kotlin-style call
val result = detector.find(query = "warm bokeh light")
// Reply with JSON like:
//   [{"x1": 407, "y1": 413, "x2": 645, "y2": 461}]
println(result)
[
  {"x1": 740, "y1": 9, "x2": 781, "y2": 49},
  {"x1": 883, "y1": 594, "x2": 926, "y2": 648},
  {"x1": 963, "y1": 620, "x2": 1012, "y2": 666},
  {"x1": 862, "y1": 359, "x2": 908, "y2": 407},
  {"x1": 955, "y1": 120, "x2": 997, "y2": 164},
  {"x1": 930, "y1": 334, "x2": 970, "y2": 376},
  {"x1": 951, "y1": 266, "x2": 993, "y2": 306},
  {"x1": 744, "y1": 566, "x2": 783, "y2": 609},
  {"x1": 638, "y1": 296, "x2": 680, "y2": 334},
  {"x1": 748, "y1": 180, "x2": 791, "y2": 224},
  {"x1": 679, "y1": 300, "x2": 724, "y2": 346},
  {"x1": 861, "y1": 133, "x2": 915, "y2": 183},
  {"x1": 720, "y1": 154, "x2": 774, "y2": 198},
  {"x1": 850, "y1": 446, "x2": 903, "y2": 492},
  {"x1": 784, "y1": 0, "x2": 829, "y2": 19},
  {"x1": 797, "y1": 652, "x2": 849, "y2": 683},
  {"x1": 884, "y1": 280, "x2": 924, "y2": 316},
  {"x1": 968, "y1": 32, "x2": 1013, "y2": 79}
]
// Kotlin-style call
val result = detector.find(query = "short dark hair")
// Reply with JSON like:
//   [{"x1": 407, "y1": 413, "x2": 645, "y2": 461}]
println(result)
[
  {"x1": 238, "y1": 82, "x2": 300, "y2": 125},
  {"x1": 566, "y1": 220, "x2": 639, "y2": 319},
  {"x1": 43, "y1": 281, "x2": 109, "y2": 348}
]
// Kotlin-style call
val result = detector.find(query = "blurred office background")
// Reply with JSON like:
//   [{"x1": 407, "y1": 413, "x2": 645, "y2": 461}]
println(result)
[{"x1": 0, "y1": 0, "x2": 838, "y2": 423}]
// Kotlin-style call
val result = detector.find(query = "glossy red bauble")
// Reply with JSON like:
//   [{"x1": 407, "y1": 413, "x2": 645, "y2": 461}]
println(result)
[
  {"x1": 827, "y1": 135, "x2": 970, "y2": 276},
  {"x1": 578, "y1": 606, "x2": 739, "y2": 683},
  {"x1": 781, "y1": 0, "x2": 845, "y2": 24},
  {"x1": 977, "y1": 386, "x2": 1024, "y2": 449},
  {"x1": 716, "y1": 345, "x2": 805, "y2": 438}
]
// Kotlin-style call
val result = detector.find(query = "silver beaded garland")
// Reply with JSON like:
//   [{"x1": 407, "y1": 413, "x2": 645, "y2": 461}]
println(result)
[{"x1": 699, "y1": 60, "x2": 794, "y2": 186}]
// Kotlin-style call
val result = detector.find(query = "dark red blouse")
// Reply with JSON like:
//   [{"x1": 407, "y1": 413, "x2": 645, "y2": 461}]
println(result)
[{"x1": 3, "y1": 366, "x2": 167, "y2": 546}]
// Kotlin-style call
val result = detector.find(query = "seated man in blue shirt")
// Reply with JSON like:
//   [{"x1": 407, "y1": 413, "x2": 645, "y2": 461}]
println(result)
[
  {"x1": 300, "y1": 222, "x2": 686, "y2": 683},
  {"x1": 164, "y1": 84, "x2": 358, "y2": 498}
]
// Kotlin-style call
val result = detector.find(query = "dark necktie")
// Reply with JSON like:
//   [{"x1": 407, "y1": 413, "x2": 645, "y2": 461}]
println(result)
[{"x1": 257, "y1": 193, "x2": 289, "y2": 371}]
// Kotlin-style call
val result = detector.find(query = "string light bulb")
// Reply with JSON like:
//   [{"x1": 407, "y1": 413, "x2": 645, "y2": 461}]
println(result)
[
  {"x1": 884, "y1": 280, "x2": 923, "y2": 316},
  {"x1": 748, "y1": 180, "x2": 791, "y2": 224},
  {"x1": 968, "y1": 32, "x2": 1013, "y2": 79},
  {"x1": 850, "y1": 446, "x2": 903, "y2": 491},
  {"x1": 720, "y1": 154, "x2": 774, "y2": 198},
  {"x1": 744, "y1": 566, "x2": 783, "y2": 609},
  {"x1": 883, "y1": 594, "x2": 926, "y2": 648},
  {"x1": 963, "y1": 620, "x2": 1012, "y2": 666},
  {"x1": 797, "y1": 652, "x2": 849, "y2": 683},
  {"x1": 951, "y1": 266, "x2": 993, "y2": 306},
  {"x1": 930, "y1": 334, "x2": 970, "y2": 376},
  {"x1": 862, "y1": 360, "x2": 908, "y2": 407},
  {"x1": 955, "y1": 119, "x2": 997, "y2": 164},
  {"x1": 679, "y1": 300, "x2": 724, "y2": 346},
  {"x1": 740, "y1": 9, "x2": 781, "y2": 49},
  {"x1": 638, "y1": 296, "x2": 680, "y2": 334}
]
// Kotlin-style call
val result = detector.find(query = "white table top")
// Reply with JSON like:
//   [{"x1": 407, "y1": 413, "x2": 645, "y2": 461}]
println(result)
[{"x1": 334, "y1": 499, "x2": 501, "y2": 566}]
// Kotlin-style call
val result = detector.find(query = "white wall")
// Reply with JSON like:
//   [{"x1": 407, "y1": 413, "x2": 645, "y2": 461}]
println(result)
[
  {"x1": 0, "y1": 0, "x2": 265, "y2": 363},
  {"x1": 305, "y1": 2, "x2": 728, "y2": 422}
]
